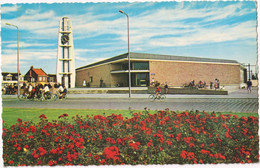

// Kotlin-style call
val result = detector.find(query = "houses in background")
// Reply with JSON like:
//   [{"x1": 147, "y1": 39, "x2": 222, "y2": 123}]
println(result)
[{"x1": 2, "y1": 66, "x2": 57, "y2": 91}]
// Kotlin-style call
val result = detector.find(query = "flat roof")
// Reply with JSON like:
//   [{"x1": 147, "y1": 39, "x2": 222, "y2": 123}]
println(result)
[{"x1": 76, "y1": 52, "x2": 240, "y2": 70}]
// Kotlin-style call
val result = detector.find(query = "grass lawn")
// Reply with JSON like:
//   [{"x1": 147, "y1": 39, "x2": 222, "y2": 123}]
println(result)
[{"x1": 2, "y1": 107, "x2": 258, "y2": 126}]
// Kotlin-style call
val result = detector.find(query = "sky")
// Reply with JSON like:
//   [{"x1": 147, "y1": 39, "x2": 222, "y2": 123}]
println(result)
[{"x1": 1, "y1": 0, "x2": 258, "y2": 75}]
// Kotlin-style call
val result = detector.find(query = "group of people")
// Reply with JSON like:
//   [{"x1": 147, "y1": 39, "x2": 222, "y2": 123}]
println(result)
[
  {"x1": 22, "y1": 82, "x2": 67, "y2": 99},
  {"x1": 2, "y1": 84, "x2": 18, "y2": 95},
  {"x1": 188, "y1": 80, "x2": 207, "y2": 88},
  {"x1": 209, "y1": 78, "x2": 220, "y2": 90}
]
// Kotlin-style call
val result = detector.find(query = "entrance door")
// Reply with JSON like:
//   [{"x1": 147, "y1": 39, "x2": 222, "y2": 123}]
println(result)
[{"x1": 135, "y1": 73, "x2": 149, "y2": 86}]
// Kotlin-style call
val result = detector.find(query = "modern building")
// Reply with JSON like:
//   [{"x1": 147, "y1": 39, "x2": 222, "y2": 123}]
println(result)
[
  {"x1": 24, "y1": 66, "x2": 48, "y2": 83},
  {"x1": 75, "y1": 52, "x2": 247, "y2": 89}
]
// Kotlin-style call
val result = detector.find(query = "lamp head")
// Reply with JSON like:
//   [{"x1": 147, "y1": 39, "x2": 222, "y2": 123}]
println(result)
[
  {"x1": 119, "y1": 10, "x2": 124, "y2": 14},
  {"x1": 6, "y1": 23, "x2": 12, "y2": 26}
]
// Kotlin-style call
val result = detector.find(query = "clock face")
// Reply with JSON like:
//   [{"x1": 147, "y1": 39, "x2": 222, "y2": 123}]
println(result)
[{"x1": 61, "y1": 34, "x2": 69, "y2": 44}]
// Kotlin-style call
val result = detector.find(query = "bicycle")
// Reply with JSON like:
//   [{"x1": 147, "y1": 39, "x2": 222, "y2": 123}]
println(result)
[
  {"x1": 148, "y1": 92, "x2": 166, "y2": 101},
  {"x1": 18, "y1": 93, "x2": 29, "y2": 100},
  {"x1": 56, "y1": 91, "x2": 68, "y2": 100},
  {"x1": 42, "y1": 92, "x2": 59, "y2": 101}
]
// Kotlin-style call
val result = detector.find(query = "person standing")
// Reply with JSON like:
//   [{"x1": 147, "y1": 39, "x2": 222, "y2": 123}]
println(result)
[
  {"x1": 246, "y1": 79, "x2": 252, "y2": 94},
  {"x1": 83, "y1": 80, "x2": 86, "y2": 87},
  {"x1": 164, "y1": 82, "x2": 169, "y2": 94}
]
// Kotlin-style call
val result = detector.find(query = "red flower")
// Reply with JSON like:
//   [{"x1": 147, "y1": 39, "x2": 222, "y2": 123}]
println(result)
[
  {"x1": 225, "y1": 132, "x2": 232, "y2": 139},
  {"x1": 187, "y1": 152, "x2": 195, "y2": 160},
  {"x1": 38, "y1": 147, "x2": 47, "y2": 156},
  {"x1": 129, "y1": 142, "x2": 140, "y2": 150},
  {"x1": 37, "y1": 160, "x2": 42, "y2": 165},
  {"x1": 176, "y1": 133, "x2": 182, "y2": 141},
  {"x1": 59, "y1": 115, "x2": 64, "y2": 118},
  {"x1": 183, "y1": 137, "x2": 195, "y2": 144},
  {"x1": 100, "y1": 159, "x2": 106, "y2": 164},
  {"x1": 24, "y1": 145, "x2": 29, "y2": 149},
  {"x1": 48, "y1": 160, "x2": 57, "y2": 166},
  {"x1": 180, "y1": 150, "x2": 187, "y2": 159},
  {"x1": 49, "y1": 149, "x2": 57, "y2": 154},
  {"x1": 98, "y1": 133, "x2": 102, "y2": 140},
  {"x1": 168, "y1": 134, "x2": 174, "y2": 138},
  {"x1": 147, "y1": 140, "x2": 153, "y2": 147},
  {"x1": 240, "y1": 116, "x2": 247, "y2": 122},
  {"x1": 8, "y1": 160, "x2": 14, "y2": 164},
  {"x1": 153, "y1": 133, "x2": 164, "y2": 143},
  {"x1": 201, "y1": 149, "x2": 210, "y2": 155},
  {"x1": 28, "y1": 135, "x2": 34, "y2": 139},
  {"x1": 189, "y1": 143, "x2": 195, "y2": 148},
  {"x1": 29, "y1": 126, "x2": 37, "y2": 133},
  {"x1": 106, "y1": 137, "x2": 116, "y2": 144},
  {"x1": 103, "y1": 146, "x2": 120, "y2": 161},
  {"x1": 166, "y1": 141, "x2": 172, "y2": 146},
  {"x1": 17, "y1": 118, "x2": 22, "y2": 123},
  {"x1": 33, "y1": 154, "x2": 39, "y2": 159},
  {"x1": 94, "y1": 155, "x2": 100, "y2": 160},
  {"x1": 39, "y1": 114, "x2": 47, "y2": 119},
  {"x1": 233, "y1": 115, "x2": 239, "y2": 119}
]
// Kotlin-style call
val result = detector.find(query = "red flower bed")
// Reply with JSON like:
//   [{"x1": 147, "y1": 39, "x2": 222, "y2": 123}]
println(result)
[{"x1": 2, "y1": 110, "x2": 259, "y2": 166}]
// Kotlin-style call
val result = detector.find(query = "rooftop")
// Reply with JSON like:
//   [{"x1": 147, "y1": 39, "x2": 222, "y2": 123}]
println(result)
[
  {"x1": 33, "y1": 68, "x2": 47, "y2": 76},
  {"x1": 76, "y1": 52, "x2": 240, "y2": 70}
]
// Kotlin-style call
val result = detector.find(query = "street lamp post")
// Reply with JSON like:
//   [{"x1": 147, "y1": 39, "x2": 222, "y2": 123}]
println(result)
[
  {"x1": 119, "y1": 10, "x2": 131, "y2": 98},
  {"x1": 6, "y1": 23, "x2": 20, "y2": 97}
]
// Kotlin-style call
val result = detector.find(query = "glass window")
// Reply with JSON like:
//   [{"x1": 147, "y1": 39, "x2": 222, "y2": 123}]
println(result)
[
  {"x1": 39, "y1": 77, "x2": 42, "y2": 81},
  {"x1": 133, "y1": 62, "x2": 149, "y2": 70}
]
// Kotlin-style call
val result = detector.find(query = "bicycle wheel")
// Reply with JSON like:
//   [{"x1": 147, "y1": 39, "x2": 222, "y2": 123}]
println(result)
[
  {"x1": 160, "y1": 94, "x2": 166, "y2": 101},
  {"x1": 52, "y1": 94, "x2": 58, "y2": 101},
  {"x1": 148, "y1": 94, "x2": 155, "y2": 101},
  {"x1": 18, "y1": 94, "x2": 26, "y2": 100},
  {"x1": 39, "y1": 95, "x2": 45, "y2": 102}
]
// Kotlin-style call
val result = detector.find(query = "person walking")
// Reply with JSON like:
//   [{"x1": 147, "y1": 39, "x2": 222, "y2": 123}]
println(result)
[{"x1": 246, "y1": 79, "x2": 252, "y2": 94}]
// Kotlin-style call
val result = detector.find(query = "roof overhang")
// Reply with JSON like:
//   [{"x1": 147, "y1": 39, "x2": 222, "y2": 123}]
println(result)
[{"x1": 111, "y1": 70, "x2": 149, "y2": 74}]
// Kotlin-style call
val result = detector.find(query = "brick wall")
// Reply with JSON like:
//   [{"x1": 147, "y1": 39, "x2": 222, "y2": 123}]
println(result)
[
  {"x1": 149, "y1": 60, "x2": 240, "y2": 87},
  {"x1": 76, "y1": 64, "x2": 112, "y2": 87},
  {"x1": 111, "y1": 73, "x2": 128, "y2": 87}
]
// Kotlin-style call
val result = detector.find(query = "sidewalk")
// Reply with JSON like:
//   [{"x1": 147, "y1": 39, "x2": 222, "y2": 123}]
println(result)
[
  {"x1": 2, "y1": 88, "x2": 258, "y2": 99},
  {"x1": 68, "y1": 89, "x2": 258, "y2": 99}
]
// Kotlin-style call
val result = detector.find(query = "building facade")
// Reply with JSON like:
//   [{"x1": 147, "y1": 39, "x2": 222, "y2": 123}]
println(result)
[
  {"x1": 2, "y1": 72, "x2": 24, "y2": 87},
  {"x1": 76, "y1": 53, "x2": 246, "y2": 88},
  {"x1": 24, "y1": 66, "x2": 48, "y2": 83}
]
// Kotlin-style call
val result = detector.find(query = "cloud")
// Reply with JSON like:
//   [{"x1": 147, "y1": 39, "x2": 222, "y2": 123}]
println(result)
[
  {"x1": 148, "y1": 20, "x2": 256, "y2": 47},
  {"x1": 5, "y1": 42, "x2": 56, "y2": 48},
  {"x1": 74, "y1": 48, "x2": 97, "y2": 61},
  {"x1": 2, "y1": 48, "x2": 56, "y2": 67},
  {"x1": 2, "y1": 10, "x2": 60, "y2": 39},
  {"x1": 1, "y1": 2, "x2": 257, "y2": 73},
  {"x1": 1, "y1": 4, "x2": 20, "y2": 14}
]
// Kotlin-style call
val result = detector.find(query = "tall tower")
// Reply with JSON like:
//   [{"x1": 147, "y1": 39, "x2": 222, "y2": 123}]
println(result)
[{"x1": 56, "y1": 17, "x2": 75, "y2": 88}]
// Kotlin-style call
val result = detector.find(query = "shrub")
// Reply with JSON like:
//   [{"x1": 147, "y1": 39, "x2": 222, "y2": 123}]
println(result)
[{"x1": 2, "y1": 110, "x2": 259, "y2": 166}]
